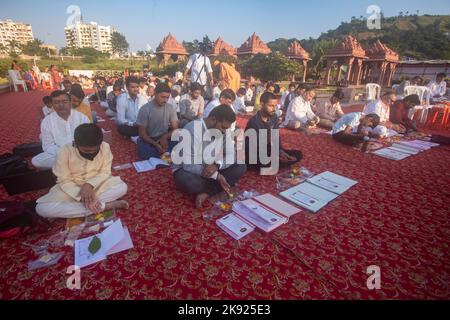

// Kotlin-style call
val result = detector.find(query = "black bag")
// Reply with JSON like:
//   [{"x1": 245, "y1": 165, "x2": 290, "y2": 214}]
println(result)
[
  {"x1": 0, "y1": 153, "x2": 30, "y2": 178},
  {"x1": 0, "y1": 169, "x2": 56, "y2": 196},
  {"x1": 0, "y1": 201, "x2": 49, "y2": 239},
  {"x1": 13, "y1": 142, "x2": 43, "y2": 157}
]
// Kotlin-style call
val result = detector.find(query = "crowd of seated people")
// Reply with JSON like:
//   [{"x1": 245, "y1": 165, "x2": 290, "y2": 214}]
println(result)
[{"x1": 14, "y1": 63, "x2": 449, "y2": 217}]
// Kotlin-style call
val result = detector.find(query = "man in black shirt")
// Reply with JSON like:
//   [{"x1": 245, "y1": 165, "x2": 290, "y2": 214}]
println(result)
[{"x1": 245, "y1": 92, "x2": 303, "y2": 172}]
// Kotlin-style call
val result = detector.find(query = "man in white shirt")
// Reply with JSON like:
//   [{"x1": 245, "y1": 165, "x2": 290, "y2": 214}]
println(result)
[
  {"x1": 316, "y1": 89, "x2": 345, "y2": 129},
  {"x1": 204, "y1": 89, "x2": 237, "y2": 131},
  {"x1": 172, "y1": 105, "x2": 246, "y2": 208},
  {"x1": 232, "y1": 88, "x2": 247, "y2": 115},
  {"x1": 32, "y1": 90, "x2": 90, "y2": 169},
  {"x1": 184, "y1": 45, "x2": 214, "y2": 88},
  {"x1": 244, "y1": 82, "x2": 254, "y2": 105},
  {"x1": 283, "y1": 87, "x2": 320, "y2": 130},
  {"x1": 332, "y1": 112, "x2": 380, "y2": 146},
  {"x1": 203, "y1": 89, "x2": 236, "y2": 119},
  {"x1": 168, "y1": 84, "x2": 182, "y2": 117},
  {"x1": 212, "y1": 80, "x2": 228, "y2": 99},
  {"x1": 115, "y1": 76, "x2": 148, "y2": 137},
  {"x1": 427, "y1": 73, "x2": 447, "y2": 98},
  {"x1": 363, "y1": 91, "x2": 397, "y2": 138},
  {"x1": 138, "y1": 77, "x2": 149, "y2": 98},
  {"x1": 179, "y1": 83, "x2": 205, "y2": 127}
]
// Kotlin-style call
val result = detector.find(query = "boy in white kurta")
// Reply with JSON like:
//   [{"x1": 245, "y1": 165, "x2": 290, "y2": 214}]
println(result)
[{"x1": 36, "y1": 124, "x2": 128, "y2": 219}]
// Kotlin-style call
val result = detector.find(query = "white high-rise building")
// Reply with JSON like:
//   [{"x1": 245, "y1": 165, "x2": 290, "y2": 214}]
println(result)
[
  {"x1": 65, "y1": 21, "x2": 116, "y2": 54},
  {"x1": 0, "y1": 19, "x2": 34, "y2": 47}
]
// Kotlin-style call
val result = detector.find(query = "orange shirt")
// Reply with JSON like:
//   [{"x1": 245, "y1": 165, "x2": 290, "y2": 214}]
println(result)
[{"x1": 75, "y1": 103, "x2": 93, "y2": 123}]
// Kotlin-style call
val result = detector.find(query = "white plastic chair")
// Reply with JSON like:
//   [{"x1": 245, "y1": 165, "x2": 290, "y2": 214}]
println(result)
[
  {"x1": 366, "y1": 83, "x2": 381, "y2": 101},
  {"x1": 404, "y1": 86, "x2": 432, "y2": 123},
  {"x1": 8, "y1": 70, "x2": 28, "y2": 92}
]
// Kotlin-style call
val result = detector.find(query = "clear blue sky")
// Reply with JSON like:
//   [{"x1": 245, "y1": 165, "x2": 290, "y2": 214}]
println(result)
[{"x1": 1, "y1": 0, "x2": 450, "y2": 51}]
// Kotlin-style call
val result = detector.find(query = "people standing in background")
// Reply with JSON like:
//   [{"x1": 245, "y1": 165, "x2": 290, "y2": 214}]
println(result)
[{"x1": 49, "y1": 65, "x2": 62, "y2": 89}]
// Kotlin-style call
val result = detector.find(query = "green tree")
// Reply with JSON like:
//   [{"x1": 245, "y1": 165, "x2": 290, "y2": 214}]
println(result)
[
  {"x1": 239, "y1": 53, "x2": 302, "y2": 82},
  {"x1": 182, "y1": 35, "x2": 212, "y2": 55},
  {"x1": 7, "y1": 40, "x2": 22, "y2": 56},
  {"x1": 72, "y1": 47, "x2": 106, "y2": 64},
  {"x1": 111, "y1": 32, "x2": 129, "y2": 57},
  {"x1": 59, "y1": 47, "x2": 70, "y2": 55},
  {"x1": 21, "y1": 39, "x2": 46, "y2": 56}
]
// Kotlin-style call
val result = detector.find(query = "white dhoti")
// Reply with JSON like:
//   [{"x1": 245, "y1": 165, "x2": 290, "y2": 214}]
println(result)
[
  {"x1": 31, "y1": 152, "x2": 56, "y2": 170},
  {"x1": 36, "y1": 180, "x2": 127, "y2": 219}
]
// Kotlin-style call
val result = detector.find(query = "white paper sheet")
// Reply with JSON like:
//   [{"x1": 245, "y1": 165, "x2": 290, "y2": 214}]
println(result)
[
  {"x1": 74, "y1": 219, "x2": 125, "y2": 268},
  {"x1": 373, "y1": 147, "x2": 411, "y2": 161},
  {"x1": 307, "y1": 171, "x2": 358, "y2": 195},
  {"x1": 253, "y1": 194, "x2": 301, "y2": 217},
  {"x1": 280, "y1": 183, "x2": 338, "y2": 213},
  {"x1": 216, "y1": 213, "x2": 255, "y2": 240}
]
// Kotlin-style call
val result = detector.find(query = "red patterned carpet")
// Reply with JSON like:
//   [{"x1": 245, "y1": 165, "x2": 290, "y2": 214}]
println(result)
[{"x1": 0, "y1": 91, "x2": 449, "y2": 300}]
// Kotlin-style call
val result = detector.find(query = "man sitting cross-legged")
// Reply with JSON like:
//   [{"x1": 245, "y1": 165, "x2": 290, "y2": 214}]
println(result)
[
  {"x1": 32, "y1": 90, "x2": 90, "y2": 170},
  {"x1": 283, "y1": 86, "x2": 320, "y2": 131},
  {"x1": 316, "y1": 89, "x2": 345, "y2": 129},
  {"x1": 245, "y1": 92, "x2": 303, "y2": 172},
  {"x1": 172, "y1": 105, "x2": 247, "y2": 208},
  {"x1": 389, "y1": 94, "x2": 421, "y2": 133},
  {"x1": 136, "y1": 83, "x2": 179, "y2": 159},
  {"x1": 36, "y1": 124, "x2": 128, "y2": 219}
]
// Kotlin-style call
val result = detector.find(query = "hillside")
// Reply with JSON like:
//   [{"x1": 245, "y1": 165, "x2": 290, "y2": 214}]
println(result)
[{"x1": 267, "y1": 14, "x2": 450, "y2": 79}]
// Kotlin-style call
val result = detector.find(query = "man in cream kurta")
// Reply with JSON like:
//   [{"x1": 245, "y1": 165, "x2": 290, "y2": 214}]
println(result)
[{"x1": 36, "y1": 125, "x2": 128, "y2": 219}]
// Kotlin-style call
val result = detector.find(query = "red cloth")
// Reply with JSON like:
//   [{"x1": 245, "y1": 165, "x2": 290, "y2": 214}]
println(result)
[{"x1": 0, "y1": 94, "x2": 449, "y2": 299}]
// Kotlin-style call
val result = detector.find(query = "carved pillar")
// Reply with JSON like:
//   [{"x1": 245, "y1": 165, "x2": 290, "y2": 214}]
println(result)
[
  {"x1": 356, "y1": 59, "x2": 364, "y2": 86},
  {"x1": 302, "y1": 60, "x2": 308, "y2": 83},
  {"x1": 326, "y1": 60, "x2": 334, "y2": 85},
  {"x1": 379, "y1": 61, "x2": 388, "y2": 86},
  {"x1": 387, "y1": 63, "x2": 397, "y2": 87},
  {"x1": 337, "y1": 63, "x2": 343, "y2": 82},
  {"x1": 346, "y1": 57, "x2": 355, "y2": 82}
]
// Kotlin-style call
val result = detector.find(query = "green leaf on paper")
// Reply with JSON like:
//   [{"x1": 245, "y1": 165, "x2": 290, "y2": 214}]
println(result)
[{"x1": 88, "y1": 236, "x2": 101, "y2": 254}]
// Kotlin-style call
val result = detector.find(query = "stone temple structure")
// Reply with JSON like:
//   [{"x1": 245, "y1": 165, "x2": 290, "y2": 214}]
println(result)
[
  {"x1": 286, "y1": 40, "x2": 311, "y2": 82},
  {"x1": 156, "y1": 33, "x2": 188, "y2": 67},
  {"x1": 237, "y1": 33, "x2": 271, "y2": 58}
]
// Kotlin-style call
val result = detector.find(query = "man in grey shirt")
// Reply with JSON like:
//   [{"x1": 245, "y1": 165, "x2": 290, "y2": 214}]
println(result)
[
  {"x1": 172, "y1": 105, "x2": 246, "y2": 208},
  {"x1": 136, "y1": 83, "x2": 179, "y2": 159},
  {"x1": 179, "y1": 82, "x2": 205, "y2": 128}
]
